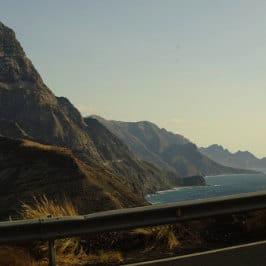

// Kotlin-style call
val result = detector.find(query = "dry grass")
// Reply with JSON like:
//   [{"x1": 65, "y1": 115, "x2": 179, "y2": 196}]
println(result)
[
  {"x1": 97, "y1": 250, "x2": 123, "y2": 264},
  {"x1": 21, "y1": 139, "x2": 71, "y2": 155},
  {"x1": 133, "y1": 225, "x2": 179, "y2": 250},
  {"x1": 19, "y1": 195, "x2": 85, "y2": 264},
  {"x1": 84, "y1": 250, "x2": 123, "y2": 265},
  {"x1": 18, "y1": 195, "x2": 124, "y2": 265},
  {"x1": 21, "y1": 140, "x2": 58, "y2": 150},
  {"x1": 20, "y1": 195, "x2": 77, "y2": 218}
]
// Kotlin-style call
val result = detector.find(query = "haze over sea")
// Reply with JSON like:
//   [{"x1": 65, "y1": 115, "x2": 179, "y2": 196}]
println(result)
[{"x1": 147, "y1": 171, "x2": 266, "y2": 205}]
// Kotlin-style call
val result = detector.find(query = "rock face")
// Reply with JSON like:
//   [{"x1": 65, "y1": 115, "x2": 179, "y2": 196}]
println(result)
[
  {"x1": 92, "y1": 116, "x2": 255, "y2": 176},
  {"x1": 0, "y1": 22, "x2": 100, "y2": 163},
  {"x1": 200, "y1": 144, "x2": 266, "y2": 171},
  {"x1": 0, "y1": 119, "x2": 29, "y2": 139},
  {"x1": 0, "y1": 22, "x2": 40, "y2": 82},
  {"x1": 90, "y1": 116, "x2": 189, "y2": 172},
  {"x1": 85, "y1": 117, "x2": 182, "y2": 194}
]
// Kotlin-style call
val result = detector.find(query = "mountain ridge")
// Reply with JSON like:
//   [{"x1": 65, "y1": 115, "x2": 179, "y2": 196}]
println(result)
[
  {"x1": 90, "y1": 116, "x2": 254, "y2": 176},
  {"x1": 200, "y1": 144, "x2": 266, "y2": 171},
  {"x1": 84, "y1": 117, "x2": 182, "y2": 194}
]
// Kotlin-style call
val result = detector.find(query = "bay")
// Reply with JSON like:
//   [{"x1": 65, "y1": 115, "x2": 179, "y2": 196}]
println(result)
[{"x1": 146, "y1": 173, "x2": 266, "y2": 205}]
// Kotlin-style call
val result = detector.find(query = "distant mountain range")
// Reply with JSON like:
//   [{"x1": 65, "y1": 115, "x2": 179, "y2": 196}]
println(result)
[
  {"x1": 91, "y1": 116, "x2": 254, "y2": 177},
  {"x1": 200, "y1": 145, "x2": 266, "y2": 171}
]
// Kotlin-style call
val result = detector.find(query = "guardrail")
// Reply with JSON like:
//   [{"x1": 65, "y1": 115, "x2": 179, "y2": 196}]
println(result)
[{"x1": 1, "y1": 191, "x2": 266, "y2": 266}]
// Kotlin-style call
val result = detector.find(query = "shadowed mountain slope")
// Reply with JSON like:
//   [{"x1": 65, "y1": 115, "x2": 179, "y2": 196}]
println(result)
[
  {"x1": 85, "y1": 117, "x2": 182, "y2": 193},
  {"x1": 161, "y1": 142, "x2": 252, "y2": 176},
  {"x1": 200, "y1": 144, "x2": 266, "y2": 171},
  {"x1": 92, "y1": 116, "x2": 255, "y2": 176},
  {"x1": 0, "y1": 136, "x2": 146, "y2": 219},
  {"x1": 90, "y1": 115, "x2": 189, "y2": 173}
]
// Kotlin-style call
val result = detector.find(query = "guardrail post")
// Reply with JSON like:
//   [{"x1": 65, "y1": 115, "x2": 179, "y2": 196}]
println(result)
[{"x1": 48, "y1": 239, "x2": 56, "y2": 266}]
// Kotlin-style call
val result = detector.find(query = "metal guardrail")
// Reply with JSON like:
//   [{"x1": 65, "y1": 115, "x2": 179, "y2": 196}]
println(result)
[{"x1": 1, "y1": 191, "x2": 266, "y2": 265}]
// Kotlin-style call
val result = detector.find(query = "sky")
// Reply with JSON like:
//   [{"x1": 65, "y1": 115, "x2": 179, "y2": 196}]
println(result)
[{"x1": 1, "y1": 0, "x2": 266, "y2": 157}]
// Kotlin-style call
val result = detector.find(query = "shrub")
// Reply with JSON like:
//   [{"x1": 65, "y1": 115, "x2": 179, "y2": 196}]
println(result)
[
  {"x1": 132, "y1": 224, "x2": 179, "y2": 250},
  {"x1": 18, "y1": 195, "x2": 123, "y2": 265}
]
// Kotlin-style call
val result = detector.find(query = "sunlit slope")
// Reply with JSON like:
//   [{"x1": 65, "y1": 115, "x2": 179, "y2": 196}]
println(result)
[{"x1": 0, "y1": 136, "x2": 146, "y2": 219}]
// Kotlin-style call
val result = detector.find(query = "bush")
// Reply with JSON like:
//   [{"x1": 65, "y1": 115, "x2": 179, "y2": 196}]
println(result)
[{"x1": 18, "y1": 195, "x2": 123, "y2": 265}]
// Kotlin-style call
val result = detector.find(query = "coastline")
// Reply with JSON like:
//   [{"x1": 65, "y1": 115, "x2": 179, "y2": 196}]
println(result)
[{"x1": 146, "y1": 173, "x2": 266, "y2": 205}]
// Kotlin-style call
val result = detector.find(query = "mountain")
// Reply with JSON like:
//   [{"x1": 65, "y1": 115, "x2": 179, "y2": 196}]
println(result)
[
  {"x1": 84, "y1": 117, "x2": 182, "y2": 193},
  {"x1": 92, "y1": 116, "x2": 255, "y2": 176},
  {"x1": 0, "y1": 21, "x2": 100, "y2": 163},
  {"x1": 0, "y1": 21, "x2": 185, "y2": 218},
  {"x1": 0, "y1": 136, "x2": 145, "y2": 219},
  {"x1": 91, "y1": 115, "x2": 189, "y2": 173},
  {"x1": 200, "y1": 144, "x2": 266, "y2": 171}
]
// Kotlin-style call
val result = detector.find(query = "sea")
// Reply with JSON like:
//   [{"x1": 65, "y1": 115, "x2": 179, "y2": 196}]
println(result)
[{"x1": 146, "y1": 170, "x2": 266, "y2": 205}]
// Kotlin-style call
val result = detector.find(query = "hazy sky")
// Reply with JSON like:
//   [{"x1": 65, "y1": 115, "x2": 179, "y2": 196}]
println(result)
[{"x1": 1, "y1": 1, "x2": 266, "y2": 157}]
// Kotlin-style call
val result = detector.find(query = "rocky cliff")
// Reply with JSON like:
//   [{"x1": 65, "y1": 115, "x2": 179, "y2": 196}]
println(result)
[
  {"x1": 0, "y1": 22, "x2": 101, "y2": 163},
  {"x1": 85, "y1": 117, "x2": 182, "y2": 193},
  {"x1": 91, "y1": 116, "x2": 253, "y2": 177}
]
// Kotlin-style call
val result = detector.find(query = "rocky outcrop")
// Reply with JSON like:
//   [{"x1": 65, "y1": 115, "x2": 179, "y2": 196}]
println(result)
[
  {"x1": 181, "y1": 175, "x2": 206, "y2": 186},
  {"x1": 0, "y1": 22, "x2": 41, "y2": 83}
]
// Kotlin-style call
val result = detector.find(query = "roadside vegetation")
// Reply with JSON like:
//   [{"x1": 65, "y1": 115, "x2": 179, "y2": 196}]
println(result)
[
  {"x1": 5, "y1": 195, "x2": 123, "y2": 266},
  {"x1": 1, "y1": 195, "x2": 266, "y2": 265}
]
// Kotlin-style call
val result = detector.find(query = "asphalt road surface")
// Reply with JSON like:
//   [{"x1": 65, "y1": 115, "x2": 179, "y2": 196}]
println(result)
[{"x1": 124, "y1": 240, "x2": 266, "y2": 266}]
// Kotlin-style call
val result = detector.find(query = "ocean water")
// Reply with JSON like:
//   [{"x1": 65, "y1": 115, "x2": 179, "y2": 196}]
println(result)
[{"x1": 146, "y1": 173, "x2": 266, "y2": 205}]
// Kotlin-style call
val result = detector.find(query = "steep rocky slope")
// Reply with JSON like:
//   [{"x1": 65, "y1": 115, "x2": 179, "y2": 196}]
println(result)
[
  {"x1": 0, "y1": 22, "x2": 100, "y2": 163},
  {"x1": 85, "y1": 117, "x2": 182, "y2": 193},
  {"x1": 91, "y1": 116, "x2": 189, "y2": 172},
  {"x1": 92, "y1": 116, "x2": 254, "y2": 176},
  {"x1": 161, "y1": 142, "x2": 252, "y2": 176}
]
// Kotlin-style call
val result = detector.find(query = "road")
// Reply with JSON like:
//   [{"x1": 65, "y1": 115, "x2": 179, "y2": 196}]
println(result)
[{"x1": 124, "y1": 240, "x2": 266, "y2": 266}]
